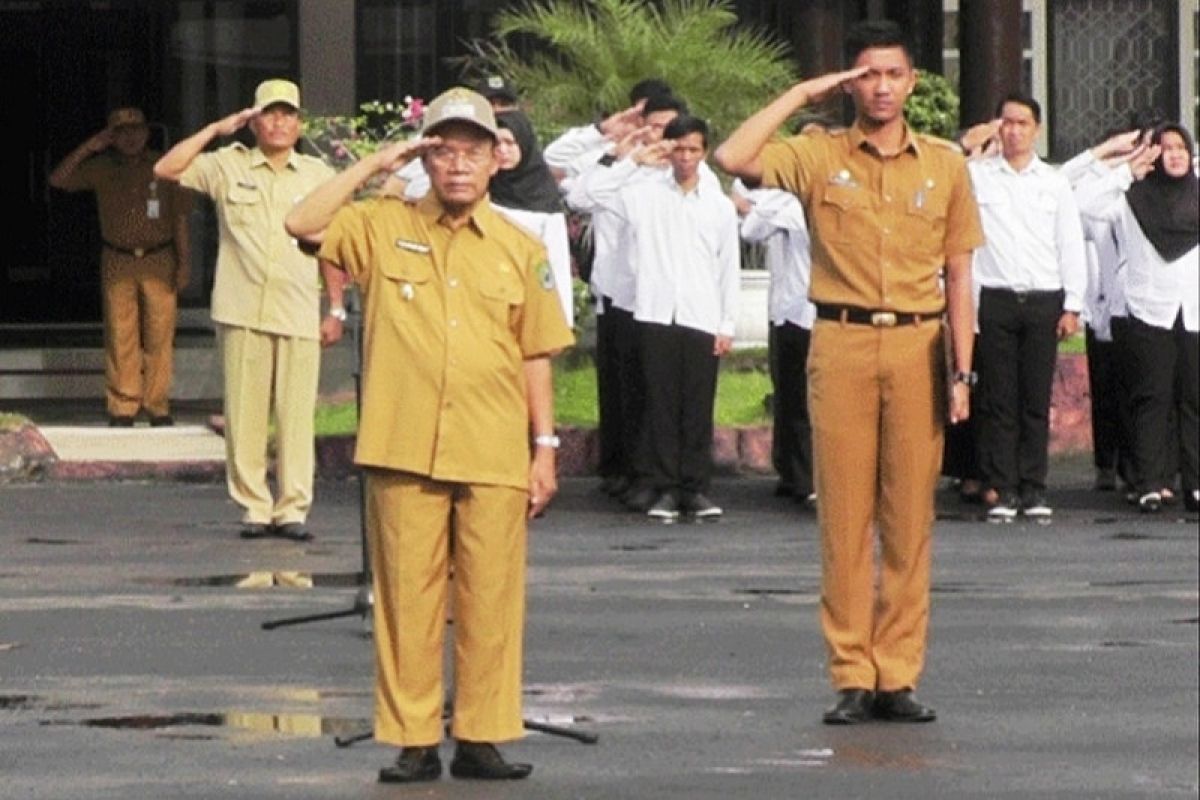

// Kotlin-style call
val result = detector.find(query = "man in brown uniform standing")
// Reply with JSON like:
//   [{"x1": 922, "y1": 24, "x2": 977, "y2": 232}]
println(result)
[
  {"x1": 286, "y1": 88, "x2": 573, "y2": 783},
  {"x1": 155, "y1": 80, "x2": 335, "y2": 542},
  {"x1": 715, "y1": 20, "x2": 984, "y2": 724},
  {"x1": 50, "y1": 107, "x2": 191, "y2": 427}
]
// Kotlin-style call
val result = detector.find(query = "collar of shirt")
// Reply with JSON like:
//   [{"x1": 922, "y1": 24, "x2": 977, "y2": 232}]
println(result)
[
  {"x1": 415, "y1": 191, "x2": 497, "y2": 237},
  {"x1": 848, "y1": 120, "x2": 919, "y2": 158},
  {"x1": 987, "y1": 153, "x2": 1049, "y2": 178},
  {"x1": 248, "y1": 145, "x2": 299, "y2": 172}
]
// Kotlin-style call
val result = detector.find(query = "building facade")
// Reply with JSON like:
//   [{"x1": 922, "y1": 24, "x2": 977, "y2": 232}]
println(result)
[{"x1": 3, "y1": 0, "x2": 1196, "y2": 327}]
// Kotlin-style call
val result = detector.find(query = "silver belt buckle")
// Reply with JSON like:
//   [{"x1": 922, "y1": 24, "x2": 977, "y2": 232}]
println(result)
[
  {"x1": 133, "y1": 247, "x2": 146, "y2": 258},
  {"x1": 870, "y1": 311, "x2": 897, "y2": 327}
]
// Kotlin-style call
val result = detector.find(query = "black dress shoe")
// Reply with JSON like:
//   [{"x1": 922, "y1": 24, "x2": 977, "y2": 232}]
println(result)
[
  {"x1": 149, "y1": 415, "x2": 175, "y2": 427},
  {"x1": 108, "y1": 415, "x2": 135, "y2": 428},
  {"x1": 872, "y1": 689, "x2": 937, "y2": 722},
  {"x1": 238, "y1": 523, "x2": 272, "y2": 539},
  {"x1": 449, "y1": 741, "x2": 532, "y2": 780},
  {"x1": 273, "y1": 522, "x2": 314, "y2": 542},
  {"x1": 378, "y1": 746, "x2": 442, "y2": 783},
  {"x1": 822, "y1": 688, "x2": 873, "y2": 725}
]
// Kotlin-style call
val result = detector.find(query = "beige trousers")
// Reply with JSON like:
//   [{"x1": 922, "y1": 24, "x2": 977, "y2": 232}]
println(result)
[
  {"x1": 365, "y1": 469, "x2": 528, "y2": 746},
  {"x1": 217, "y1": 324, "x2": 319, "y2": 526},
  {"x1": 808, "y1": 318, "x2": 945, "y2": 692},
  {"x1": 101, "y1": 250, "x2": 177, "y2": 417}
]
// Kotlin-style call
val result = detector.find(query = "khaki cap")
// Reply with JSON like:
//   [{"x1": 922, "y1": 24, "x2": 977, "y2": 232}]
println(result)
[
  {"x1": 254, "y1": 79, "x2": 301, "y2": 110},
  {"x1": 107, "y1": 107, "x2": 147, "y2": 128},
  {"x1": 421, "y1": 87, "x2": 498, "y2": 138}
]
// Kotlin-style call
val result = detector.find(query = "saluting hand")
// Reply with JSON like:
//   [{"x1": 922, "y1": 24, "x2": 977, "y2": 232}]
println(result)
[
  {"x1": 632, "y1": 139, "x2": 675, "y2": 168},
  {"x1": 212, "y1": 107, "x2": 259, "y2": 137},
  {"x1": 599, "y1": 100, "x2": 647, "y2": 142},
  {"x1": 796, "y1": 65, "x2": 870, "y2": 106},
  {"x1": 85, "y1": 128, "x2": 115, "y2": 154},
  {"x1": 373, "y1": 136, "x2": 441, "y2": 174}
]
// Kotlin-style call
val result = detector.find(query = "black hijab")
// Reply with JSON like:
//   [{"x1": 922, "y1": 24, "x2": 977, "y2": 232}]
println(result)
[
  {"x1": 489, "y1": 109, "x2": 564, "y2": 215},
  {"x1": 1126, "y1": 123, "x2": 1200, "y2": 262}
]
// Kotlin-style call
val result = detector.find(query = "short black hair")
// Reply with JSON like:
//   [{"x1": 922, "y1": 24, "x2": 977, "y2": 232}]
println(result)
[
  {"x1": 995, "y1": 91, "x2": 1041, "y2": 124},
  {"x1": 663, "y1": 114, "x2": 709, "y2": 148},
  {"x1": 629, "y1": 78, "x2": 673, "y2": 104},
  {"x1": 642, "y1": 94, "x2": 689, "y2": 118},
  {"x1": 844, "y1": 19, "x2": 913, "y2": 65}
]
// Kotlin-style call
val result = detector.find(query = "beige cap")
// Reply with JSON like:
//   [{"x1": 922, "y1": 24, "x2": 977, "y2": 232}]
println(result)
[
  {"x1": 421, "y1": 87, "x2": 498, "y2": 138},
  {"x1": 254, "y1": 79, "x2": 301, "y2": 110},
  {"x1": 107, "y1": 107, "x2": 147, "y2": 128}
]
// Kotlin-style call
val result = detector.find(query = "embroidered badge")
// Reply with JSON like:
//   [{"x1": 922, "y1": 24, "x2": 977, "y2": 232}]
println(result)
[
  {"x1": 395, "y1": 238, "x2": 431, "y2": 254},
  {"x1": 537, "y1": 261, "x2": 555, "y2": 290}
]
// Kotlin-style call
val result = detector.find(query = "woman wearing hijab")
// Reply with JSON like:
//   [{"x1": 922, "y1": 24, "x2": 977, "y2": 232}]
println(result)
[
  {"x1": 1078, "y1": 123, "x2": 1199, "y2": 512},
  {"x1": 490, "y1": 109, "x2": 575, "y2": 328}
]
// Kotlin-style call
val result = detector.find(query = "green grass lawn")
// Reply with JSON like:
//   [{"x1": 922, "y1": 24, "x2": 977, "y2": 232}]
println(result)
[{"x1": 313, "y1": 337, "x2": 1088, "y2": 437}]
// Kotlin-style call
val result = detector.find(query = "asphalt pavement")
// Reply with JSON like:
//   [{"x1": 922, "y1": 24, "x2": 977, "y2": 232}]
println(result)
[{"x1": 0, "y1": 462, "x2": 1197, "y2": 799}]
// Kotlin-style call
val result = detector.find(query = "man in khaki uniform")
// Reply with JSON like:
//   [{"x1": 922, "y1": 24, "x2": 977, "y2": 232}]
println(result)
[
  {"x1": 49, "y1": 107, "x2": 191, "y2": 426},
  {"x1": 286, "y1": 87, "x2": 573, "y2": 784},
  {"x1": 154, "y1": 80, "x2": 335, "y2": 541},
  {"x1": 715, "y1": 20, "x2": 984, "y2": 724}
]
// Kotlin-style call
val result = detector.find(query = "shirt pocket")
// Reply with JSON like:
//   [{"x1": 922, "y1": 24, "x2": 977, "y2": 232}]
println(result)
[
  {"x1": 477, "y1": 269, "x2": 526, "y2": 340},
  {"x1": 223, "y1": 185, "x2": 261, "y2": 227},
  {"x1": 904, "y1": 187, "x2": 950, "y2": 258},
  {"x1": 816, "y1": 184, "x2": 868, "y2": 244},
  {"x1": 378, "y1": 250, "x2": 434, "y2": 306}
]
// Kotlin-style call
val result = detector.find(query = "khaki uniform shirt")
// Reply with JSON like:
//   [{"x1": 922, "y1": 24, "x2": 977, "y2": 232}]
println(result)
[
  {"x1": 62, "y1": 150, "x2": 189, "y2": 251},
  {"x1": 319, "y1": 194, "x2": 575, "y2": 489},
  {"x1": 180, "y1": 143, "x2": 335, "y2": 339},
  {"x1": 760, "y1": 122, "x2": 984, "y2": 313}
]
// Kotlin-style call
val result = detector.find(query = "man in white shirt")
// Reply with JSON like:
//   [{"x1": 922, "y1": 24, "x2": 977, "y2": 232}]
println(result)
[
  {"x1": 732, "y1": 180, "x2": 818, "y2": 507},
  {"x1": 586, "y1": 115, "x2": 740, "y2": 519},
  {"x1": 969, "y1": 92, "x2": 1088, "y2": 520}
]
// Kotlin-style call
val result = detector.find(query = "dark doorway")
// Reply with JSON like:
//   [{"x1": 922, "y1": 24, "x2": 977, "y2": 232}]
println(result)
[{"x1": 3, "y1": 0, "x2": 163, "y2": 325}]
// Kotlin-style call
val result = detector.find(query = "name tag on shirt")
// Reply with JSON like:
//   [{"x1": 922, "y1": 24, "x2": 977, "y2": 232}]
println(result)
[
  {"x1": 395, "y1": 238, "x2": 431, "y2": 254},
  {"x1": 146, "y1": 199, "x2": 160, "y2": 219}
]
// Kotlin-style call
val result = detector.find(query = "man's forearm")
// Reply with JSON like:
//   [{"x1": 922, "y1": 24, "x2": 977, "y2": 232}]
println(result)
[
  {"x1": 523, "y1": 356, "x2": 555, "y2": 436},
  {"x1": 944, "y1": 252, "x2": 975, "y2": 373},
  {"x1": 713, "y1": 84, "x2": 809, "y2": 182},
  {"x1": 285, "y1": 152, "x2": 391, "y2": 242},
  {"x1": 154, "y1": 123, "x2": 221, "y2": 182}
]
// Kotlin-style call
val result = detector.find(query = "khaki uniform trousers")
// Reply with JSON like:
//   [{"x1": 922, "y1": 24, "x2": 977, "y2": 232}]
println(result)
[
  {"x1": 217, "y1": 325, "x2": 319, "y2": 526},
  {"x1": 365, "y1": 469, "x2": 527, "y2": 746},
  {"x1": 808, "y1": 318, "x2": 944, "y2": 692},
  {"x1": 101, "y1": 249, "x2": 177, "y2": 417}
]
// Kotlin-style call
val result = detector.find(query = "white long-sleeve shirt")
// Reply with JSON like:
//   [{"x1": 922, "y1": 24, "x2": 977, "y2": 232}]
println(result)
[
  {"x1": 492, "y1": 204, "x2": 575, "y2": 328},
  {"x1": 592, "y1": 167, "x2": 740, "y2": 337},
  {"x1": 968, "y1": 154, "x2": 1088, "y2": 312},
  {"x1": 1076, "y1": 163, "x2": 1199, "y2": 332},
  {"x1": 734, "y1": 182, "x2": 816, "y2": 329},
  {"x1": 1061, "y1": 149, "x2": 1127, "y2": 339}
]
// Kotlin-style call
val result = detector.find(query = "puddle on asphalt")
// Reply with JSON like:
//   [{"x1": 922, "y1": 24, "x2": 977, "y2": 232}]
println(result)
[
  {"x1": 42, "y1": 710, "x2": 370, "y2": 739},
  {"x1": 136, "y1": 571, "x2": 364, "y2": 589}
]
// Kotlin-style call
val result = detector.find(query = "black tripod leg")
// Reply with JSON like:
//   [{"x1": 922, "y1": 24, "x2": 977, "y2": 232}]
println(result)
[
  {"x1": 523, "y1": 719, "x2": 599, "y2": 744},
  {"x1": 261, "y1": 607, "x2": 363, "y2": 630}
]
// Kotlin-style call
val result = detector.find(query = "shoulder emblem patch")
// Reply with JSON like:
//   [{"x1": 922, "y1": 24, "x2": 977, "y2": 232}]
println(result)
[{"x1": 537, "y1": 260, "x2": 555, "y2": 290}]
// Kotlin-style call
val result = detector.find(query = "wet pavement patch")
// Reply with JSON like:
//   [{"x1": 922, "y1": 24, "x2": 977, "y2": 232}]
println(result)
[
  {"x1": 137, "y1": 571, "x2": 363, "y2": 588},
  {"x1": 42, "y1": 710, "x2": 371, "y2": 739}
]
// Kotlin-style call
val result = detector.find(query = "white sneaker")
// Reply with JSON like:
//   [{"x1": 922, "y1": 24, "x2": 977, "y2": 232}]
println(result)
[{"x1": 987, "y1": 496, "x2": 1019, "y2": 522}]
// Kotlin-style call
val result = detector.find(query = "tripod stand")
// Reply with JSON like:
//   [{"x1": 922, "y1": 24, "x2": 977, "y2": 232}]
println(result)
[
  {"x1": 262, "y1": 289, "x2": 372, "y2": 632},
  {"x1": 258, "y1": 289, "x2": 596, "y2": 747}
]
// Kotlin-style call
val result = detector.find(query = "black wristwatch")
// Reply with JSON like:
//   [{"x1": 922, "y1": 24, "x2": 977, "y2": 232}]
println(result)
[
  {"x1": 597, "y1": 153, "x2": 617, "y2": 167},
  {"x1": 953, "y1": 370, "x2": 978, "y2": 388}
]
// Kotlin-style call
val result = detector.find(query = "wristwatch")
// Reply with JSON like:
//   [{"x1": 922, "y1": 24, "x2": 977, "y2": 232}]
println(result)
[
  {"x1": 533, "y1": 434, "x2": 561, "y2": 449},
  {"x1": 327, "y1": 306, "x2": 348, "y2": 322},
  {"x1": 953, "y1": 370, "x2": 978, "y2": 388}
]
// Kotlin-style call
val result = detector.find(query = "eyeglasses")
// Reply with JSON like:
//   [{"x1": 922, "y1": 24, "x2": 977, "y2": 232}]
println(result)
[{"x1": 428, "y1": 145, "x2": 493, "y2": 167}]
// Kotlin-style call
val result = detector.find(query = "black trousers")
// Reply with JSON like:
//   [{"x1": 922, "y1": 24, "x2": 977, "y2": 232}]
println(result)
[
  {"x1": 976, "y1": 287, "x2": 1063, "y2": 496},
  {"x1": 1085, "y1": 325, "x2": 1123, "y2": 472},
  {"x1": 1108, "y1": 317, "x2": 1142, "y2": 488},
  {"x1": 638, "y1": 321, "x2": 719, "y2": 494},
  {"x1": 594, "y1": 298, "x2": 644, "y2": 481},
  {"x1": 768, "y1": 322, "x2": 814, "y2": 495},
  {"x1": 942, "y1": 334, "x2": 981, "y2": 481},
  {"x1": 1125, "y1": 313, "x2": 1199, "y2": 495}
]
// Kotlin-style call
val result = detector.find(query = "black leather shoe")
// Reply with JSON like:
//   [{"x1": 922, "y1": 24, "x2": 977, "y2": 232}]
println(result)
[
  {"x1": 274, "y1": 522, "x2": 314, "y2": 542},
  {"x1": 238, "y1": 523, "x2": 272, "y2": 539},
  {"x1": 449, "y1": 741, "x2": 532, "y2": 780},
  {"x1": 108, "y1": 415, "x2": 135, "y2": 428},
  {"x1": 822, "y1": 688, "x2": 873, "y2": 725},
  {"x1": 872, "y1": 689, "x2": 937, "y2": 722},
  {"x1": 149, "y1": 415, "x2": 175, "y2": 427},
  {"x1": 378, "y1": 746, "x2": 442, "y2": 783}
]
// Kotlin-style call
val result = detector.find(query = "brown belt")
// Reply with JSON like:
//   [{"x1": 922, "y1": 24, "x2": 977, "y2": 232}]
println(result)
[
  {"x1": 815, "y1": 304, "x2": 939, "y2": 328},
  {"x1": 103, "y1": 240, "x2": 173, "y2": 258}
]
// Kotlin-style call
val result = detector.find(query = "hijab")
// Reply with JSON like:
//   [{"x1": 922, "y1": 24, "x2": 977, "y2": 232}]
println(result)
[
  {"x1": 489, "y1": 109, "x2": 564, "y2": 215},
  {"x1": 1126, "y1": 123, "x2": 1200, "y2": 262}
]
